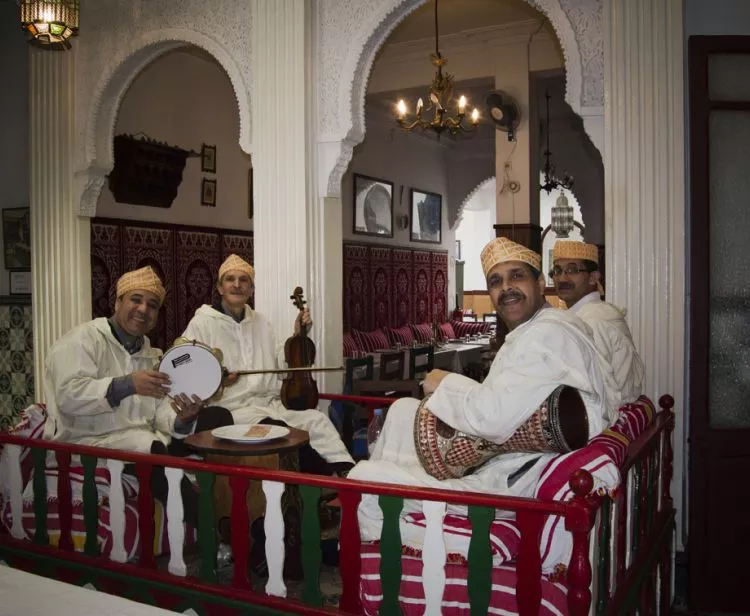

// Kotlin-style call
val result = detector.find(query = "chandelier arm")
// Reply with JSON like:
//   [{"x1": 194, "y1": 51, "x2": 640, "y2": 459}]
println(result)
[{"x1": 434, "y1": 0, "x2": 440, "y2": 57}]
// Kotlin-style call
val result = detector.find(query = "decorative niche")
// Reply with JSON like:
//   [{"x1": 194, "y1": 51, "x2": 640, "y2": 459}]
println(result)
[{"x1": 108, "y1": 134, "x2": 198, "y2": 208}]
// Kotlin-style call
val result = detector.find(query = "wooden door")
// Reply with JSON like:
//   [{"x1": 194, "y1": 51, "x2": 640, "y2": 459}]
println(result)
[{"x1": 688, "y1": 36, "x2": 750, "y2": 613}]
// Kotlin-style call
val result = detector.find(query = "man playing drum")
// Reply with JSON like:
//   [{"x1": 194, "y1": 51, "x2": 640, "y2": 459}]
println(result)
[
  {"x1": 181, "y1": 255, "x2": 354, "y2": 476},
  {"x1": 43, "y1": 266, "x2": 233, "y2": 526},
  {"x1": 348, "y1": 237, "x2": 619, "y2": 507}
]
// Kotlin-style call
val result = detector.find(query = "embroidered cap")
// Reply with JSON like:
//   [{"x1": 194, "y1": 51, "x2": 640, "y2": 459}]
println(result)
[
  {"x1": 218, "y1": 254, "x2": 255, "y2": 283},
  {"x1": 480, "y1": 237, "x2": 542, "y2": 277},
  {"x1": 552, "y1": 240, "x2": 599, "y2": 264},
  {"x1": 116, "y1": 266, "x2": 166, "y2": 306}
]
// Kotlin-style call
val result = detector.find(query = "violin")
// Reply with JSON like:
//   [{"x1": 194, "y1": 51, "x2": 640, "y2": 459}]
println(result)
[{"x1": 280, "y1": 287, "x2": 319, "y2": 410}]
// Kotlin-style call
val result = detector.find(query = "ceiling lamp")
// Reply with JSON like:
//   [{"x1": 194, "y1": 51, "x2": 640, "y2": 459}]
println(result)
[
  {"x1": 539, "y1": 91, "x2": 575, "y2": 237},
  {"x1": 20, "y1": 1, "x2": 79, "y2": 50},
  {"x1": 395, "y1": 0, "x2": 479, "y2": 138}
]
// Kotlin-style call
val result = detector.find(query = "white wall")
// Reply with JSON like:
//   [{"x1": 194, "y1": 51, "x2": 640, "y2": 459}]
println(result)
[
  {"x1": 455, "y1": 179, "x2": 497, "y2": 291},
  {"x1": 0, "y1": 3, "x2": 30, "y2": 296},
  {"x1": 96, "y1": 48, "x2": 251, "y2": 231}
]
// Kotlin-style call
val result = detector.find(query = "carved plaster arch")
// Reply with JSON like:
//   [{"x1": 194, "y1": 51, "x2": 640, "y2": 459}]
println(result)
[
  {"x1": 325, "y1": 0, "x2": 595, "y2": 196},
  {"x1": 453, "y1": 176, "x2": 497, "y2": 231},
  {"x1": 77, "y1": 28, "x2": 250, "y2": 217}
]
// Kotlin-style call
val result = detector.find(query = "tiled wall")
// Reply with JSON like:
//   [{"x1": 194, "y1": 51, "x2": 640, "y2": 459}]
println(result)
[{"x1": 0, "y1": 299, "x2": 34, "y2": 430}]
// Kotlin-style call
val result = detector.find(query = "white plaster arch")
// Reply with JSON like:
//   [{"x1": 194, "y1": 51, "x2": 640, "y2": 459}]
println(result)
[
  {"x1": 453, "y1": 176, "x2": 497, "y2": 231},
  {"x1": 76, "y1": 28, "x2": 251, "y2": 217},
  {"x1": 320, "y1": 0, "x2": 601, "y2": 197}
]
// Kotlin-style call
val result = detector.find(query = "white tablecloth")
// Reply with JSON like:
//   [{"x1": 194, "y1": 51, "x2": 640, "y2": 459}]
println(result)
[{"x1": 0, "y1": 565, "x2": 176, "y2": 616}]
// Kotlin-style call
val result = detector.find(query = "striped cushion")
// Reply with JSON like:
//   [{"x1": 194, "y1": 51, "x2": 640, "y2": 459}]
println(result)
[
  {"x1": 343, "y1": 332, "x2": 359, "y2": 357},
  {"x1": 451, "y1": 320, "x2": 491, "y2": 338},
  {"x1": 352, "y1": 328, "x2": 390, "y2": 353},
  {"x1": 360, "y1": 542, "x2": 568, "y2": 616},
  {"x1": 439, "y1": 321, "x2": 456, "y2": 341},
  {"x1": 534, "y1": 395, "x2": 656, "y2": 573},
  {"x1": 384, "y1": 325, "x2": 415, "y2": 347},
  {"x1": 410, "y1": 322, "x2": 434, "y2": 344}
]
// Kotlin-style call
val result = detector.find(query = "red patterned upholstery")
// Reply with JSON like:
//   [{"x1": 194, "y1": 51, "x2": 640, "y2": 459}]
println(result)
[
  {"x1": 352, "y1": 328, "x2": 390, "y2": 353},
  {"x1": 384, "y1": 325, "x2": 415, "y2": 347},
  {"x1": 344, "y1": 243, "x2": 448, "y2": 331}
]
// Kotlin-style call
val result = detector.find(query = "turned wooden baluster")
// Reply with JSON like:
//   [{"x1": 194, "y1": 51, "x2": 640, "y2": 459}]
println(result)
[{"x1": 565, "y1": 469, "x2": 597, "y2": 616}]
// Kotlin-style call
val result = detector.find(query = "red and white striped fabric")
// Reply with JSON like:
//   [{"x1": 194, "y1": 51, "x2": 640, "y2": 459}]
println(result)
[
  {"x1": 409, "y1": 323, "x2": 434, "y2": 344},
  {"x1": 385, "y1": 325, "x2": 416, "y2": 347},
  {"x1": 401, "y1": 512, "x2": 521, "y2": 565},
  {"x1": 439, "y1": 321, "x2": 457, "y2": 341},
  {"x1": 533, "y1": 396, "x2": 656, "y2": 573},
  {"x1": 451, "y1": 320, "x2": 492, "y2": 338},
  {"x1": 359, "y1": 542, "x2": 568, "y2": 616},
  {"x1": 343, "y1": 332, "x2": 360, "y2": 357}
]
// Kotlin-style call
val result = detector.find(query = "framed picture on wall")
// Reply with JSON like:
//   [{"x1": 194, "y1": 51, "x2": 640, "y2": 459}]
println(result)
[
  {"x1": 9, "y1": 270, "x2": 31, "y2": 295},
  {"x1": 410, "y1": 188, "x2": 442, "y2": 244},
  {"x1": 353, "y1": 173, "x2": 394, "y2": 237},
  {"x1": 2, "y1": 207, "x2": 31, "y2": 270},
  {"x1": 201, "y1": 178, "x2": 217, "y2": 206},
  {"x1": 201, "y1": 144, "x2": 217, "y2": 173}
]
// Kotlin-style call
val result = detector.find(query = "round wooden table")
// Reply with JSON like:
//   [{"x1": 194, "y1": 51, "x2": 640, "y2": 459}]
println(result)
[{"x1": 184, "y1": 426, "x2": 310, "y2": 543}]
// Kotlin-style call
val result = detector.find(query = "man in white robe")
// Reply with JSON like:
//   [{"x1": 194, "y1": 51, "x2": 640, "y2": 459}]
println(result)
[
  {"x1": 43, "y1": 266, "x2": 232, "y2": 527},
  {"x1": 551, "y1": 240, "x2": 644, "y2": 407},
  {"x1": 349, "y1": 238, "x2": 618, "y2": 531},
  {"x1": 181, "y1": 255, "x2": 354, "y2": 474}
]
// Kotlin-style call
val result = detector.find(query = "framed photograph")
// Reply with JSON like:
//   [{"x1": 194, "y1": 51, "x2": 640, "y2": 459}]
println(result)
[
  {"x1": 2, "y1": 207, "x2": 31, "y2": 270},
  {"x1": 201, "y1": 178, "x2": 217, "y2": 207},
  {"x1": 9, "y1": 270, "x2": 31, "y2": 295},
  {"x1": 201, "y1": 144, "x2": 217, "y2": 173},
  {"x1": 353, "y1": 173, "x2": 393, "y2": 237},
  {"x1": 410, "y1": 188, "x2": 442, "y2": 244}
]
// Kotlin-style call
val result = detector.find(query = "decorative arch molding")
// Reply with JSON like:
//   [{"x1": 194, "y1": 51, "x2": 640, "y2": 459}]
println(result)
[
  {"x1": 318, "y1": 0, "x2": 602, "y2": 197},
  {"x1": 454, "y1": 176, "x2": 497, "y2": 231},
  {"x1": 76, "y1": 28, "x2": 251, "y2": 217}
]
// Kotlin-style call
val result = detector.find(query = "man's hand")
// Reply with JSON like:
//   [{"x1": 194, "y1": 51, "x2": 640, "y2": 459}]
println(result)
[
  {"x1": 132, "y1": 370, "x2": 171, "y2": 398},
  {"x1": 222, "y1": 371, "x2": 240, "y2": 388},
  {"x1": 294, "y1": 308, "x2": 313, "y2": 335},
  {"x1": 170, "y1": 393, "x2": 203, "y2": 423},
  {"x1": 422, "y1": 369, "x2": 451, "y2": 395}
]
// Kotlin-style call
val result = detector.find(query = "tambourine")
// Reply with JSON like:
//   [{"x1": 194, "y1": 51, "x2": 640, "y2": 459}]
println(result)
[
  {"x1": 414, "y1": 385, "x2": 589, "y2": 480},
  {"x1": 158, "y1": 337, "x2": 225, "y2": 401}
]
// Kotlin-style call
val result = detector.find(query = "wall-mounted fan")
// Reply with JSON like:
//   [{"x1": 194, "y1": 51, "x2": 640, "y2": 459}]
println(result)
[{"x1": 485, "y1": 90, "x2": 521, "y2": 142}]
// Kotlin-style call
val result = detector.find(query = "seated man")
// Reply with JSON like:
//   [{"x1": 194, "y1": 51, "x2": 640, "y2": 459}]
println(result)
[
  {"x1": 43, "y1": 266, "x2": 232, "y2": 526},
  {"x1": 551, "y1": 240, "x2": 644, "y2": 407},
  {"x1": 349, "y1": 237, "x2": 617, "y2": 508},
  {"x1": 182, "y1": 254, "x2": 354, "y2": 475}
]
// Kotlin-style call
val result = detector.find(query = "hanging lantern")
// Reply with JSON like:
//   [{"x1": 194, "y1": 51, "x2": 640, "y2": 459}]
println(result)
[
  {"x1": 551, "y1": 191, "x2": 575, "y2": 238},
  {"x1": 20, "y1": 1, "x2": 79, "y2": 50}
]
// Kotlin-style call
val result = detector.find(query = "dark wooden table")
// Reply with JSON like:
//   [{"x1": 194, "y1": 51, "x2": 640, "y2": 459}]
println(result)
[{"x1": 184, "y1": 427, "x2": 310, "y2": 536}]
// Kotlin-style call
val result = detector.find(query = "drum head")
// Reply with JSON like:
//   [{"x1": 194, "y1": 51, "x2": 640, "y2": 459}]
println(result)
[{"x1": 159, "y1": 343, "x2": 222, "y2": 401}]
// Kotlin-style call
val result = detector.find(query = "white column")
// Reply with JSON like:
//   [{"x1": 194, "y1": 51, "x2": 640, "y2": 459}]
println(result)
[
  {"x1": 29, "y1": 48, "x2": 91, "y2": 398},
  {"x1": 604, "y1": 0, "x2": 685, "y2": 546},
  {"x1": 251, "y1": 0, "x2": 311, "y2": 338}
]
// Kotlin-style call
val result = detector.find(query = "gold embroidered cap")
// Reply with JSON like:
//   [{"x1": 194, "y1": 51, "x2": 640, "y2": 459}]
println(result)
[
  {"x1": 552, "y1": 240, "x2": 599, "y2": 264},
  {"x1": 480, "y1": 237, "x2": 542, "y2": 277},
  {"x1": 218, "y1": 254, "x2": 255, "y2": 283},
  {"x1": 116, "y1": 266, "x2": 166, "y2": 306}
]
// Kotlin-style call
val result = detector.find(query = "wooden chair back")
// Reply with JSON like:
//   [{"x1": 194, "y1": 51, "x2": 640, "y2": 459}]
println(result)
[
  {"x1": 409, "y1": 345, "x2": 434, "y2": 380},
  {"x1": 379, "y1": 351, "x2": 405, "y2": 380}
]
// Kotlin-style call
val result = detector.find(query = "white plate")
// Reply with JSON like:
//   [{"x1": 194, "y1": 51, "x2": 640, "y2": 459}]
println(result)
[{"x1": 211, "y1": 424, "x2": 290, "y2": 443}]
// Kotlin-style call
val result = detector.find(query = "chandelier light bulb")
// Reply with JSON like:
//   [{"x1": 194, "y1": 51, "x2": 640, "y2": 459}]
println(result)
[
  {"x1": 471, "y1": 108, "x2": 479, "y2": 123},
  {"x1": 416, "y1": 98, "x2": 424, "y2": 114},
  {"x1": 397, "y1": 99, "x2": 407, "y2": 118},
  {"x1": 458, "y1": 95, "x2": 467, "y2": 113}
]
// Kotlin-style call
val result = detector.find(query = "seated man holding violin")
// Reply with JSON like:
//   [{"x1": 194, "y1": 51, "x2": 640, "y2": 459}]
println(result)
[
  {"x1": 181, "y1": 254, "x2": 355, "y2": 476},
  {"x1": 43, "y1": 266, "x2": 233, "y2": 527}
]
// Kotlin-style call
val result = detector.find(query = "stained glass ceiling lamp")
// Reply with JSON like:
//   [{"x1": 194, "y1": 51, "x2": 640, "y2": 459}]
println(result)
[
  {"x1": 21, "y1": 1, "x2": 79, "y2": 50},
  {"x1": 539, "y1": 91, "x2": 575, "y2": 237},
  {"x1": 394, "y1": 0, "x2": 480, "y2": 138}
]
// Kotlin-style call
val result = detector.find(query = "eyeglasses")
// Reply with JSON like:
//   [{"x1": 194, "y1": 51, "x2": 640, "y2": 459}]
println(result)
[{"x1": 549, "y1": 264, "x2": 591, "y2": 278}]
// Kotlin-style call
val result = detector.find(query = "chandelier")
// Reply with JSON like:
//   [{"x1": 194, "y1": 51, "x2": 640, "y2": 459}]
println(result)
[
  {"x1": 539, "y1": 91, "x2": 575, "y2": 237},
  {"x1": 20, "y1": 1, "x2": 79, "y2": 50},
  {"x1": 395, "y1": 0, "x2": 479, "y2": 137}
]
